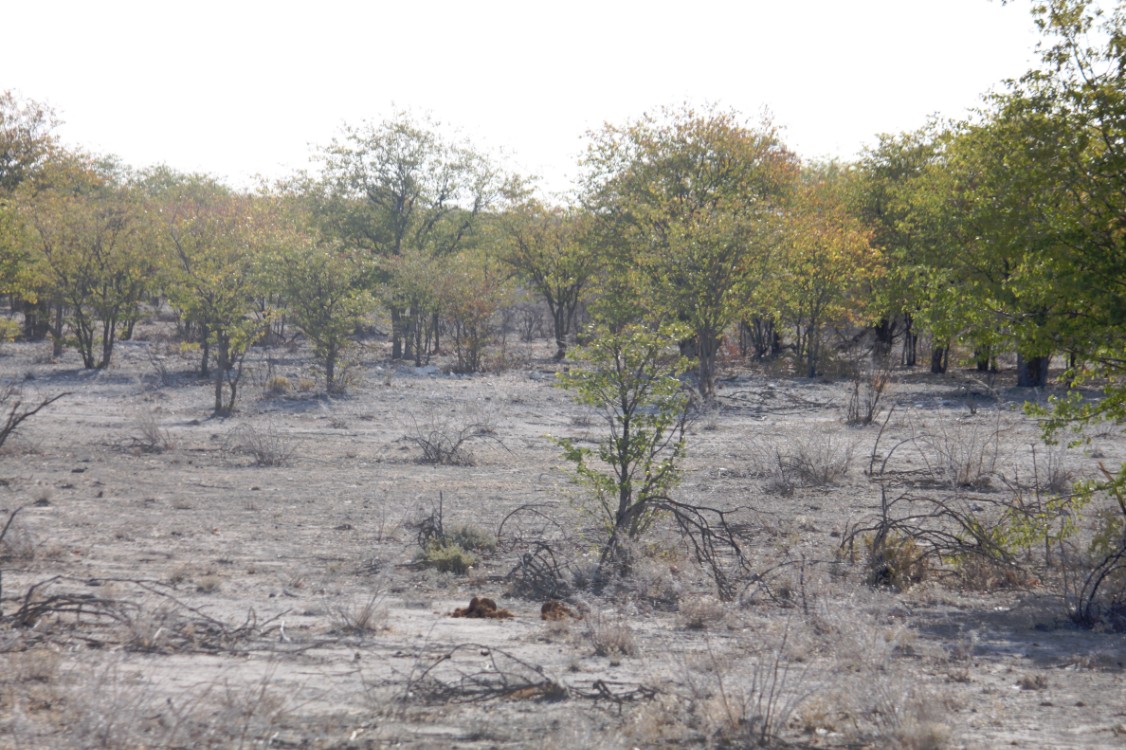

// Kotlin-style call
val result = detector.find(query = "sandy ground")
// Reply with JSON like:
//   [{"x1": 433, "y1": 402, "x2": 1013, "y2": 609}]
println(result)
[{"x1": 1, "y1": 331, "x2": 1124, "y2": 749}]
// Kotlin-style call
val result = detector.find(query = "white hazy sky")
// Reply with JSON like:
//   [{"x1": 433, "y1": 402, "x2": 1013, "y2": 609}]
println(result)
[{"x1": 4, "y1": 0, "x2": 1045, "y2": 195}]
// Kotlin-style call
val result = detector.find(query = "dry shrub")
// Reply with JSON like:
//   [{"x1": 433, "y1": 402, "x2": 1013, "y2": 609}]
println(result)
[
  {"x1": 754, "y1": 432, "x2": 856, "y2": 494},
  {"x1": 585, "y1": 611, "x2": 638, "y2": 657},
  {"x1": 131, "y1": 410, "x2": 173, "y2": 453},
  {"x1": 914, "y1": 414, "x2": 1005, "y2": 490},
  {"x1": 226, "y1": 423, "x2": 294, "y2": 467},
  {"x1": 864, "y1": 532, "x2": 929, "y2": 591},
  {"x1": 953, "y1": 555, "x2": 1033, "y2": 591},
  {"x1": 677, "y1": 594, "x2": 728, "y2": 630},
  {"x1": 264, "y1": 375, "x2": 291, "y2": 396},
  {"x1": 0, "y1": 512, "x2": 36, "y2": 563},
  {"x1": 868, "y1": 677, "x2": 953, "y2": 750},
  {"x1": 683, "y1": 630, "x2": 811, "y2": 748},
  {"x1": 330, "y1": 594, "x2": 389, "y2": 634},
  {"x1": 404, "y1": 407, "x2": 499, "y2": 466},
  {"x1": 846, "y1": 363, "x2": 891, "y2": 426}
]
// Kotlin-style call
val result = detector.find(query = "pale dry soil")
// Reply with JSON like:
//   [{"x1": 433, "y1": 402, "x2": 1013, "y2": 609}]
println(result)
[{"x1": 1, "y1": 334, "x2": 1124, "y2": 749}]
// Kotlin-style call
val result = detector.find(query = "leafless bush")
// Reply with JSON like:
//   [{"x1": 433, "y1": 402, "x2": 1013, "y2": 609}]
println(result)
[
  {"x1": 330, "y1": 594, "x2": 389, "y2": 635},
  {"x1": 677, "y1": 594, "x2": 728, "y2": 630},
  {"x1": 130, "y1": 410, "x2": 173, "y2": 453},
  {"x1": 1026, "y1": 441, "x2": 1077, "y2": 496},
  {"x1": 404, "y1": 407, "x2": 502, "y2": 466},
  {"x1": 867, "y1": 676, "x2": 953, "y2": 749},
  {"x1": 585, "y1": 611, "x2": 638, "y2": 657},
  {"x1": 505, "y1": 540, "x2": 577, "y2": 600},
  {"x1": 1061, "y1": 467, "x2": 1126, "y2": 631},
  {"x1": 914, "y1": 413, "x2": 1005, "y2": 490},
  {"x1": 686, "y1": 629, "x2": 811, "y2": 748},
  {"x1": 755, "y1": 433, "x2": 856, "y2": 493},
  {"x1": 226, "y1": 423, "x2": 294, "y2": 467},
  {"x1": 0, "y1": 385, "x2": 67, "y2": 453},
  {"x1": 846, "y1": 362, "x2": 891, "y2": 426},
  {"x1": 401, "y1": 642, "x2": 570, "y2": 704},
  {"x1": 0, "y1": 507, "x2": 35, "y2": 565}
]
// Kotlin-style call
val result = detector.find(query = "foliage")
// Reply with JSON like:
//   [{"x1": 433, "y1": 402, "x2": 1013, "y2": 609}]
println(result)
[
  {"x1": 437, "y1": 248, "x2": 513, "y2": 373},
  {"x1": 312, "y1": 113, "x2": 510, "y2": 362},
  {"x1": 555, "y1": 322, "x2": 691, "y2": 577},
  {"x1": 581, "y1": 105, "x2": 797, "y2": 398},
  {"x1": 270, "y1": 203, "x2": 374, "y2": 393},
  {"x1": 776, "y1": 164, "x2": 881, "y2": 377},
  {"x1": 500, "y1": 201, "x2": 598, "y2": 359},
  {"x1": 147, "y1": 170, "x2": 273, "y2": 415},
  {"x1": 16, "y1": 154, "x2": 153, "y2": 368},
  {"x1": 0, "y1": 90, "x2": 59, "y2": 192}
]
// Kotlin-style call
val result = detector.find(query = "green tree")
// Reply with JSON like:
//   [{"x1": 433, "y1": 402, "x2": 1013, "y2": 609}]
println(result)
[
  {"x1": 437, "y1": 247, "x2": 513, "y2": 373},
  {"x1": 150, "y1": 171, "x2": 270, "y2": 415},
  {"x1": 555, "y1": 323, "x2": 691, "y2": 578},
  {"x1": 313, "y1": 114, "x2": 506, "y2": 362},
  {"x1": 777, "y1": 165, "x2": 882, "y2": 377},
  {"x1": 277, "y1": 238, "x2": 374, "y2": 393},
  {"x1": 1, "y1": 91, "x2": 60, "y2": 340},
  {"x1": 500, "y1": 201, "x2": 597, "y2": 360},
  {"x1": 582, "y1": 105, "x2": 797, "y2": 399},
  {"x1": 17, "y1": 155, "x2": 152, "y2": 369},
  {"x1": 854, "y1": 126, "x2": 946, "y2": 368}
]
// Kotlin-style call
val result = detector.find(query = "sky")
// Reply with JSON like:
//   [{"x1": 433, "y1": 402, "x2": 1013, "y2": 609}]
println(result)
[{"x1": 3, "y1": 0, "x2": 1047, "y2": 196}]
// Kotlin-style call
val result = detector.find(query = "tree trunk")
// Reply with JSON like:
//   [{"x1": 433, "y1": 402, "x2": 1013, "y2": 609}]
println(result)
[
  {"x1": 390, "y1": 307, "x2": 403, "y2": 360},
  {"x1": 902, "y1": 313, "x2": 917, "y2": 367},
  {"x1": 930, "y1": 345, "x2": 948, "y2": 374},
  {"x1": 553, "y1": 305, "x2": 568, "y2": 361},
  {"x1": 873, "y1": 317, "x2": 895, "y2": 361},
  {"x1": 214, "y1": 333, "x2": 229, "y2": 415},
  {"x1": 50, "y1": 303, "x2": 65, "y2": 357},
  {"x1": 974, "y1": 347, "x2": 995, "y2": 373},
  {"x1": 1016, "y1": 353, "x2": 1050, "y2": 388},
  {"x1": 19, "y1": 298, "x2": 51, "y2": 341}
]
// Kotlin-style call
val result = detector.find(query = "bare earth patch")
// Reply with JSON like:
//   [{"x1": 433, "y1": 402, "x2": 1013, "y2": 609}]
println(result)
[{"x1": 1, "y1": 336, "x2": 1124, "y2": 748}]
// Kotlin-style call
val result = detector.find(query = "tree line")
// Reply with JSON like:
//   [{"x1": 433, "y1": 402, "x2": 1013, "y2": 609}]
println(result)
[{"x1": 0, "y1": 1, "x2": 1122, "y2": 421}]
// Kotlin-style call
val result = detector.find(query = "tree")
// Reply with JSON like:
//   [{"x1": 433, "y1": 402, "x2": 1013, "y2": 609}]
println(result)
[
  {"x1": 0, "y1": 90, "x2": 58, "y2": 193},
  {"x1": 313, "y1": 114, "x2": 506, "y2": 361},
  {"x1": 555, "y1": 323, "x2": 691, "y2": 578},
  {"x1": 777, "y1": 164, "x2": 881, "y2": 377},
  {"x1": 854, "y1": 127, "x2": 946, "y2": 367},
  {"x1": 276, "y1": 237, "x2": 373, "y2": 393},
  {"x1": 17, "y1": 155, "x2": 152, "y2": 369},
  {"x1": 150, "y1": 171, "x2": 270, "y2": 415},
  {"x1": 500, "y1": 201, "x2": 597, "y2": 360},
  {"x1": 582, "y1": 105, "x2": 797, "y2": 399},
  {"x1": 437, "y1": 247, "x2": 513, "y2": 373},
  {"x1": 1, "y1": 91, "x2": 60, "y2": 340}
]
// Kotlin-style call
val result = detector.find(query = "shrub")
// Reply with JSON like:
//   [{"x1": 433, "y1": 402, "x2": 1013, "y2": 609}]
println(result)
[{"x1": 417, "y1": 541, "x2": 475, "y2": 575}]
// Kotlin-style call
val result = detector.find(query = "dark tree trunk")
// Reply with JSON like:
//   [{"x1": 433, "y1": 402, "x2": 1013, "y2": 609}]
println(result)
[
  {"x1": 50, "y1": 303, "x2": 65, "y2": 357},
  {"x1": 1016, "y1": 353, "x2": 1050, "y2": 388},
  {"x1": 18, "y1": 298, "x2": 51, "y2": 341},
  {"x1": 902, "y1": 313, "x2": 917, "y2": 367},
  {"x1": 930, "y1": 345, "x2": 948, "y2": 374},
  {"x1": 974, "y1": 347, "x2": 996, "y2": 373},
  {"x1": 199, "y1": 324, "x2": 211, "y2": 377},
  {"x1": 873, "y1": 317, "x2": 895, "y2": 361}
]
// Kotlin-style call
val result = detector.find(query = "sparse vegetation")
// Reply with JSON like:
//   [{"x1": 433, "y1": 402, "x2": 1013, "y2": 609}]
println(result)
[{"x1": 2, "y1": 5, "x2": 1124, "y2": 740}]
